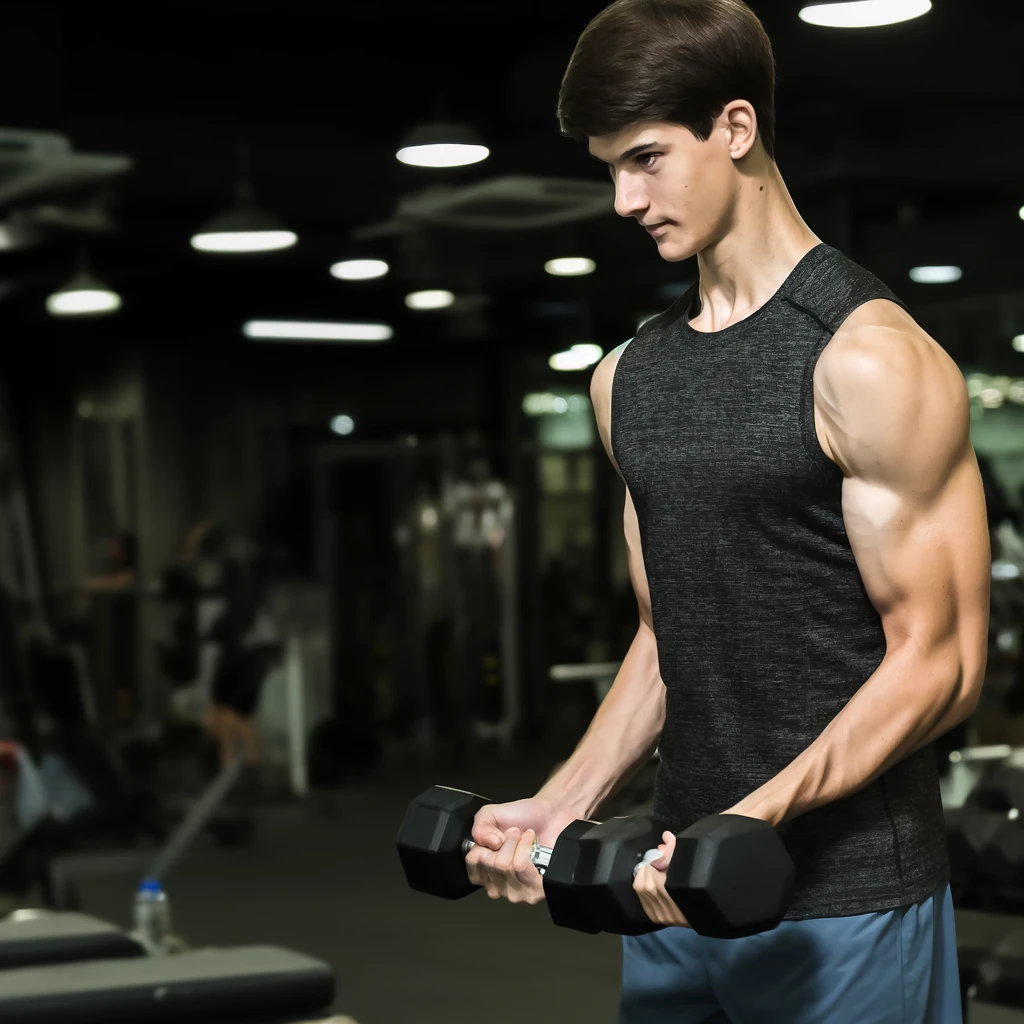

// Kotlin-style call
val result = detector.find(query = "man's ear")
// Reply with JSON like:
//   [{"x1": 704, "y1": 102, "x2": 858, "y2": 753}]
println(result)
[{"x1": 719, "y1": 100, "x2": 758, "y2": 160}]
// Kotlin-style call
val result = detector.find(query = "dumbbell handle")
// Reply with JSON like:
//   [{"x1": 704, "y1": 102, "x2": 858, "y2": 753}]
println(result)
[
  {"x1": 461, "y1": 839, "x2": 663, "y2": 878},
  {"x1": 462, "y1": 838, "x2": 553, "y2": 874}
]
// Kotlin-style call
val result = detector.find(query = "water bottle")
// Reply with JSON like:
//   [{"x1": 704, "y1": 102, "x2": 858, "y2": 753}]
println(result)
[{"x1": 132, "y1": 878, "x2": 171, "y2": 954}]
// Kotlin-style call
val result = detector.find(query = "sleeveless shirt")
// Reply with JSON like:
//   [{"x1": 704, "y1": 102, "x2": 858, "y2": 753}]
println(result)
[{"x1": 610, "y1": 243, "x2": 949, "y2": 918}]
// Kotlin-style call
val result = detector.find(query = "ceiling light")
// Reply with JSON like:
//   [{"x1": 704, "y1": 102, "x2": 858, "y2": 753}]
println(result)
[
  {"x1": 243, "y1": 321, "x2": 393, "y2": 342},
  {"x1": 397, "y1": 123, "x2": 489, "y2": 168},
  {"x1": 330, "y1": 415, "x2": 356, "y2": 436},
  {"x1": 799, "y1": 1, "x2": 932, "y2": 28},
  {"x1": 545, "y1": 257, "x2": 596, "y2": 277},
  {"x1": 192, "y1": 205, "x2": 297, "y2": 253},
  {"x1": 571, "y1": 343, "x2": 604, "y2": 365},
  {"x1": 1019, "y1": 205, "x2": 1024, "y2": 222},
  {"x1": 46, "y1": 270, "x2": 122, "y2": 317},
  {"x1": 550, "y1": 351, "x2": 591, "y2": 372},
  {"x1": 405, "y1": 290, "x2": 454, "y2": 311},
  {"x1": 1014, "y1": 335, "x2": 1024, "y2": 353},
  {"x1": 331, "y1": 259, "x2": 389, "y2": 281},
  {"x1": 909, "y1": 265, "x2": 962, "y2": 284}
]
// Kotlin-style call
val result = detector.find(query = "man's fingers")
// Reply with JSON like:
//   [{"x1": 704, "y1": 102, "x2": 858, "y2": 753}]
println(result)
[
  {"x1": 471, "y1": 822, "x2": 506, "y2": 851},
  {"x1": 633, "y1": 863, "x2": 688, "y2": 926},
  {"x1": 512, "y1": 830, "x2": 541, "y2": 883},
  {"x1": 465, "y1": 845, "x2": 489, "y2": 886},
  {"x1": 492, "y1": 828, "x2": 521, "y2": 872}
]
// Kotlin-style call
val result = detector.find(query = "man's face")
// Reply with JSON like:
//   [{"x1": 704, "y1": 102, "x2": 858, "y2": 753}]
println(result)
[{"x1": 589, "y1": 121, "x2": 737, "y2": 263}]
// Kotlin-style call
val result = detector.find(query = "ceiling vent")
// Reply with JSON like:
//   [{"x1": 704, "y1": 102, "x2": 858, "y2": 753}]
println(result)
[
  {"x1": 0, "y1": 129, "x2": 132, "y2": 207},
  {"x1": 353, "y1": 176, "x2": 613, "y2": 239}
]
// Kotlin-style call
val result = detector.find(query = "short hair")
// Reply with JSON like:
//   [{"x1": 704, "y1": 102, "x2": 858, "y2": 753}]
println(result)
[{"x1": 557, "y1": 0, "x2": 777, "y2": 161}]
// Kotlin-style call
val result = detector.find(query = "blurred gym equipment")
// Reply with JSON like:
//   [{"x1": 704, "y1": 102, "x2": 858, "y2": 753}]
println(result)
[
  {"x1": 0, "y1": 944, "x2": 336, "y2": 1023},
  {"x1": 313, "y1": 434, "x2": 520, "y2": 760},
  {"x1": 0, "y1": 910, "x2": 143, "y2": 969}
]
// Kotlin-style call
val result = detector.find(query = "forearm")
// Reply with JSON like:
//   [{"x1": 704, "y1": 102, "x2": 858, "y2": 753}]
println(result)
[
  {"x1": 732, "y1": 643, "x2": 977, "y2": 828},
  {"x1": 537, "y1": 624, "x2": 665, "y2": 820}
]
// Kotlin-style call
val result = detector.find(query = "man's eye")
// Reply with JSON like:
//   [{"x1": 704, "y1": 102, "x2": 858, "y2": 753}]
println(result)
[{"x1": 637, "y1": 153, "x2": 659, "y2": 169}]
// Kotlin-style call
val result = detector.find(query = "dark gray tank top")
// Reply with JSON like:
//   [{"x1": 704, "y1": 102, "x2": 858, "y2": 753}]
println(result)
[{"x1": 611, "y1": 243, "x2": 949, "y2": 919}]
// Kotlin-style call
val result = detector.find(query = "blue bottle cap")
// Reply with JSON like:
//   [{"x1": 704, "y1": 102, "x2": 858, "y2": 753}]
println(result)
[{"x1": 138, "y1": 878, "x2": 163, "y2": 895}]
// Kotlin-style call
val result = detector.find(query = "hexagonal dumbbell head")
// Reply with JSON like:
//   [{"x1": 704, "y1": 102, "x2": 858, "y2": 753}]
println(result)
[
  {"x1": 666, "y1": 814, "x2": 795, "y2": 939},
  {"x1": 542, "y1": 819, "x2": 604, "y2": 935},
  {"x1": 396, "y1": 785, "x2": 488, "y2": 899},
  {"x1": 558, "y1": 815, "x2": 670, "y2": 936}
]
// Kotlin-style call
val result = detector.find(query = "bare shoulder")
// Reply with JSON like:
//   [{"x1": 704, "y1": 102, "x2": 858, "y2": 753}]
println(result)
[
  {"x1": 813, "y1": 299, "x2": 969, "y2": 478},
  {"x1": 590, "y1": 340, "x2": 632, "y2": 470},
  {"x1": 591, "y1": 340, "x2": 631, "y2": 401}
]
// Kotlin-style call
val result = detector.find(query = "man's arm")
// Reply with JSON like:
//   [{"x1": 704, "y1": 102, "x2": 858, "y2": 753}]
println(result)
[
  {"x1": 538, "y1": 344, "x2": 666, "y2": 820},
  {"x1": 729, "y1": 301, "x2": 991, "y2": 827}
]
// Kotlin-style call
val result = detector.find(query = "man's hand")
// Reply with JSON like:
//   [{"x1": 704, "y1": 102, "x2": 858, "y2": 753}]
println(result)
[
  {"x1": 464, "y1": 797, "x2": 577, "y2": 906},
  {"x1": 632, "y1": 830, "x2": 689, "y2": 927}
]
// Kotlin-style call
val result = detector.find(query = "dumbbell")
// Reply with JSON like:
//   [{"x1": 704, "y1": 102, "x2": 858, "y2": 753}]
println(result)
[
  {"x1": 396, "y1": 784, "x2": 615, "y2": 934},
  {"x1": 396, "y1": 785, "x2": 795, "y2": 938}
]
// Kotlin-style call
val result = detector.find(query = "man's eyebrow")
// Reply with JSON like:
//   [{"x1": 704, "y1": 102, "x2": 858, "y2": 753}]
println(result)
[{"x1": 591, "y1": 142, "x2": 659, "y2": 165}]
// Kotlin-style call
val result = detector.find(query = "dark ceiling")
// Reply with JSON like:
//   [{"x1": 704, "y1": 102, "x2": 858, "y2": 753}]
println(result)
[{"x1": 0, "y1": 1, "x2": 1022, "y2": 370}]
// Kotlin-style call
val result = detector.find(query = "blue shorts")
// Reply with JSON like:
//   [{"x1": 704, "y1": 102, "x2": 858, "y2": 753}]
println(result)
[{"x1": 620, "y1": 885, "x2": 960, "y2": 1023}]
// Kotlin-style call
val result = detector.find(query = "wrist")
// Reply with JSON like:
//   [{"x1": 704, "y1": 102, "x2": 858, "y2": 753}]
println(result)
[{"x1": 535, "y1": 761, "x2": 608, "y2": 822}]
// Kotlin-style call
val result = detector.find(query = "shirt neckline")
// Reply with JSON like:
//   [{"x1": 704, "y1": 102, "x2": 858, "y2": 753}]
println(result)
[{"x1": 680, "y1": 242, "x2": 830, "y2": 340}]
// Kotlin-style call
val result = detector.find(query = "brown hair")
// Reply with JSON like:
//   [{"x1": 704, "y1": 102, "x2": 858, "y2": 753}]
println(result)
[{"x1": 557, "y1": 0, "x2": 777, "y2": 161}]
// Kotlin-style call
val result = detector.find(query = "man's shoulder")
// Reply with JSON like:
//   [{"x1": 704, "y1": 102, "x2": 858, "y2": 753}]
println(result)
[
  {"x1": 814, "y1": 301, "x2": 968, "y2": 472},
  {"x1": 819, "y1": 300, "x2": 937, "y2": 388}
]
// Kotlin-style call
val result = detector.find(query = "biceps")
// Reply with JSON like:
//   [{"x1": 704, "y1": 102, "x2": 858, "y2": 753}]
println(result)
[
  {"x1": 844, "y1": 456, "x2": 990, "y2": 660},
  {"x1": 624, "y1": 490, "x2": 654, "y2": 631}
]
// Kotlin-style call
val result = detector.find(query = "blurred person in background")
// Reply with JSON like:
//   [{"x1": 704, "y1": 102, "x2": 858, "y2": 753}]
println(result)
[
  {"x1": 165, "y1": 520, "x2": 280, "y2": 774},
  {"x1": 461, "y1": 2, "x2": 991, "y2": 1022},
  {"x1": 83, "y1": 530, "x2": 138, "y2": 594}
]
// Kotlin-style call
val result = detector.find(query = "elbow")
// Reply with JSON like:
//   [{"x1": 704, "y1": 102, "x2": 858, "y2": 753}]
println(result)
[{"x1": 951, "y1": 658, "x2": 986, "y2": 722}]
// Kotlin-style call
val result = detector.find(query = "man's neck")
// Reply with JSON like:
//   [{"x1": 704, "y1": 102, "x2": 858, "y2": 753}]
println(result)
[{"x1": 690, "y1": 163, "x2": 820, "y2": 333}]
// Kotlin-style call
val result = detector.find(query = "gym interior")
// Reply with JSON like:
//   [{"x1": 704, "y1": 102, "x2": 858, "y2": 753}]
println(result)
[{"x1": 0, "y1": 2, "x2": 1022, "y2": 1021}]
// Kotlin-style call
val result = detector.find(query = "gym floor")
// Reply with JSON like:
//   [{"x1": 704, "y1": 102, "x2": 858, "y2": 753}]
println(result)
[
  {"x1": 63, "y1": 750, "x2": 1024, "y2": 1024},
  {"x1": 72, "y1": 750, "x2": 624, "y2": 1024}
]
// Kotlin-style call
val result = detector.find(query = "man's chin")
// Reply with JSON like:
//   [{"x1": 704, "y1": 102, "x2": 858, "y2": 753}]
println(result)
[{"x1": 656, "y1": 240, "x2": 694, "y2": 263}]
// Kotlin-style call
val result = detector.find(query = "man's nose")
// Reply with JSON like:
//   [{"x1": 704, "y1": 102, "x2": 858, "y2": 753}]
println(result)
[{"x1": 613, "y1": 174, "x2": 647, "y2": 221}]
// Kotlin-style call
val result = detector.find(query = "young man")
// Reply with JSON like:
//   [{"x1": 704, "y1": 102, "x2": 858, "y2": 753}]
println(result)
[{"x1": 464, "y1": 1, "x2": 991, "y2": 1021}]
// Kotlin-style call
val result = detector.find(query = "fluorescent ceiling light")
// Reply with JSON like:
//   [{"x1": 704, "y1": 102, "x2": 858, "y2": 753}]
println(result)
[
  {"x1": 192, "y1": 229, "x2": 296, "y2": 253},
  {"x1": 909, "y1": 265, "x2": 962, "y2": 284},
  {"x1": 331, "y1": 259, "x2": 389, "y2": 281},
  {"x1": 799, "y1": 0, "x2": 932, "y2": 28},
  {"x1": 571, "y1": 343, "x2": 604, "y2": 365},
  {"x1": 46, "y1": 271, "x2": 122, "y2": 316},
  {"x1": 243, "y1": 321, "x2": 393, "y2": 342},
  {"x1": 397, "y1": 143, "x2": 490, "y2": 168},
  {"x1": 47, "y1": 288, "x2": 122, "y2": 316},
  {"x1": 192, "y1": 203, "x2": 297, "y2": 253},
  {"x1": 550, "y1": 351, "x2": 591, "y2": 372},
  {"x1": 192, "y1": 230, "x2": 297, "y2": 253},
  {"x1": 545, "y1": 257, "x2": 596, "y2": 277},
  {"x1": 549, "y1": 343, "x2": 604, "y2": 372},
  {"x1": 1013, "y1": 335, "x2": 1024, "y2": 353},
  {"x1": 330, "y1": 415, "x2": 355, "y2": 436},
  {"x1": 397, "y1": 122, "x2": 489, "y2": 168},
  {"x1": 405, "y1": 290, "x2": 454, "y2": 311}
]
